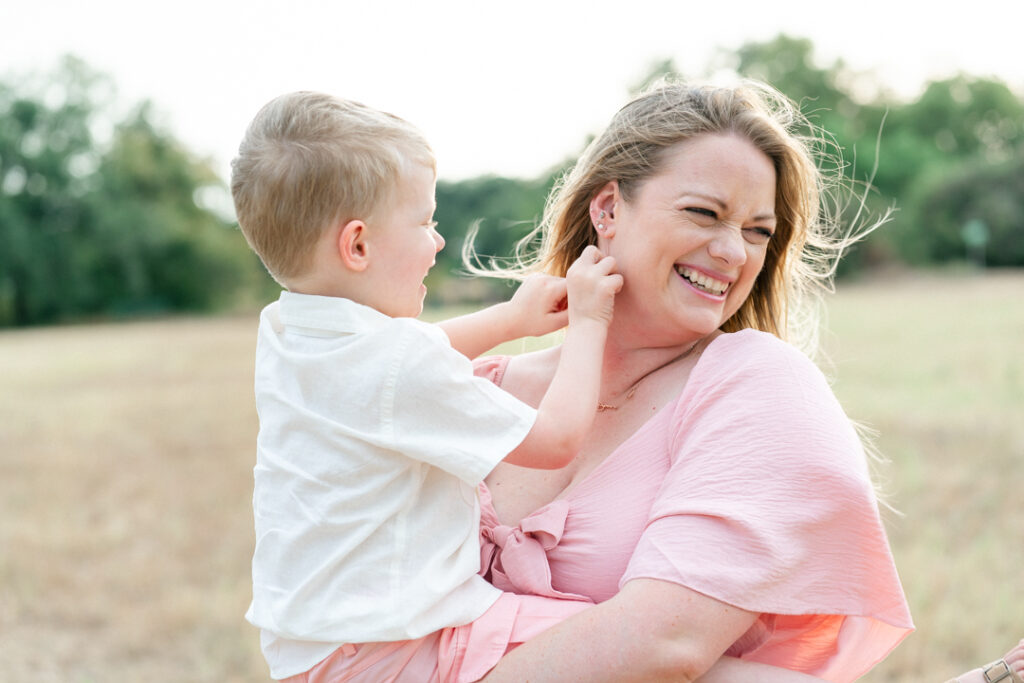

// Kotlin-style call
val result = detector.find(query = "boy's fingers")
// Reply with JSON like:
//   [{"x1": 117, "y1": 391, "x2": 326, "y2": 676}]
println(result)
[
  {"x1": 544, "y1": 275, "x2": 567, "y2": 288},
  {"x1": 608, "y1": 274, "x2": 624, "y2": 292},
  {"x1": 594, "y1": 255, "x2": 617, "y2": 274},
  {"x1": 579, "y1": 245, "x2": 603, "y2": 262}
]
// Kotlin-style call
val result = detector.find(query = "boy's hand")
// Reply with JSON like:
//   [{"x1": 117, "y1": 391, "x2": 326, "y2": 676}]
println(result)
[
  {"x1": 565, "y1": 245, "x2": 623, "y2": 327},
  {"x1": 507, "y1": 273, "x2": 570, "y2": 338}
]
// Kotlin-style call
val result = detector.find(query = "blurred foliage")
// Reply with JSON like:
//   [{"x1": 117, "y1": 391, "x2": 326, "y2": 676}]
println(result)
[
  {"x1": 431, "y1": 173, "x2": 558, "y2": 301},
  {"x1": 901, "y1": 154, "x2": 1024, "y2": 265},
  {"x1": 0, "y1": 56, "x2": 275, "y2": 326},
  {"x1": 2, "y1": 43, "x2": 1023, "y2": 326}
]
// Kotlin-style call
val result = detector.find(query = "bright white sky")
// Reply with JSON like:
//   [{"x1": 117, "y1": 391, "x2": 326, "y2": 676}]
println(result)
[{"x1": 4, "y1": 0, "x2": 1022, "y2": 184}]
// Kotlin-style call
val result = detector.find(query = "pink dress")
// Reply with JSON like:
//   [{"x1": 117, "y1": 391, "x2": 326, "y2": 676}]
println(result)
[
  {"x1": 282, "y1": 592, "x2": 588, "y2": 683},
  {"x1": 286, "y1": 329, "x2": 912, "y2": 682},
  {"x1": 476, "y1": 329, "x2": 913, "y2": 682}
]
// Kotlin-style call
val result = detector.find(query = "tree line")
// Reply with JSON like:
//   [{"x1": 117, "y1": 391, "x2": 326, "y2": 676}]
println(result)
[
  {"x1": 0, "y1": 57, "x2": 270, "y2": 327},
  {"x1": 1, "y1": 38, "x2": 1022, "y2": 327}
]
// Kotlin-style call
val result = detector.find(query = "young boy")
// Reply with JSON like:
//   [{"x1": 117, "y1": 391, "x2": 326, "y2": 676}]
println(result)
[{"x1": 231, "y1": 92, "x2": 621, "y2": 681}]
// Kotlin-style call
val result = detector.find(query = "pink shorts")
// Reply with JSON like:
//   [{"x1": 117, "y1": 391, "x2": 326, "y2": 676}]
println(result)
[{"x1": 281, "y1": 592, "x2": 590, "y2": 683}]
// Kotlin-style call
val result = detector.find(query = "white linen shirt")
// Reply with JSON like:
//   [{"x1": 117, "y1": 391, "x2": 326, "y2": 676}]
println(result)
[{"x1": 245, "y1": 292, "x2": 537, "y2": 679}]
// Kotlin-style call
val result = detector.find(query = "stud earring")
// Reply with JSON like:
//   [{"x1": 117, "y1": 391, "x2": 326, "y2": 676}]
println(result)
[
  {"x1": 597, "y1": 223, "x2": 605, "y2": 230},
  {"x1": 599, "y1": 210, "x2": 606, "y2": 219}
]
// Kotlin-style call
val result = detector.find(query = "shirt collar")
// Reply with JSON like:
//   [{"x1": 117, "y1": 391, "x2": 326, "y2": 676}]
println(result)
[{"x1": 277, "y1": 291, "x2": 392, "y2": 334}]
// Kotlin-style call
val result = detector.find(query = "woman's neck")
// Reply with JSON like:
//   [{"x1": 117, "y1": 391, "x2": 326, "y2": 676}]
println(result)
[{"x1": 598, "y1": 325, "x2": 713, "y2": 402}]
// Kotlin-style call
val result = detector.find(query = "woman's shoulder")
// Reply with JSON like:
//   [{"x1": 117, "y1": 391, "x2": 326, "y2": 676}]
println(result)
[
  {"x1": 475, "y1": 346, "x2": 560, "y2": 405},
  {"x1": 700, "y1": 328, "x2": 825, "y2": 386},
  {"x1": 672, "y1": 329, "x2": 871, "y2": 485},
  {"x1": 683, "y1": 329, "x2": 842, "y2": 429},
  {"x1": 472, "y1": 354, "x2": 511, "y2": 384},
  {"x1": 705, "y1": 327, "x2": 807, "y2": 361}
]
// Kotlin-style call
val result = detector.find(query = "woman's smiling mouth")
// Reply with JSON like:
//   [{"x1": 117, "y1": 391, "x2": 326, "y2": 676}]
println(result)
[{"x1": 675, "y1": 265, "x2": 730, "y2": 296}]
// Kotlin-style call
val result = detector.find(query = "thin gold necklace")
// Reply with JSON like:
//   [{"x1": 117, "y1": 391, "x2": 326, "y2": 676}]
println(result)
[{"x1": 596, "y1": 338, "x2": 704, "y2": 412}]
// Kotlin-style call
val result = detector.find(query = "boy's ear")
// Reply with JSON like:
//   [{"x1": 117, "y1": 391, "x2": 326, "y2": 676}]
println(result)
[{"x1": 337, "y1": 219, "x2": 370, "y2": 272}]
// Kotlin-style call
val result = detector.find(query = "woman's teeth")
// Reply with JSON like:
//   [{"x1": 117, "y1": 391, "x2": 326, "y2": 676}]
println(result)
[{"x1": 676, "y1": 266, "x2": 728, "y2": 295}]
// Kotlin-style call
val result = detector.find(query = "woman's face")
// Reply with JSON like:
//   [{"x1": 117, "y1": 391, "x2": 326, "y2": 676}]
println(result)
[{"x1": 597, "y1": 133, "x2": 777, "y2": 345}]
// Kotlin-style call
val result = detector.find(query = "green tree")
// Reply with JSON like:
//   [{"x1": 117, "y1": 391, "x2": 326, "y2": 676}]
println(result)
[
  {"x1": 0, "y1": 56, "x2": 104, "y2": 324},
  {"x1": 881, "y1": 76, "x2": 1024, "y2": 195},
  {"x1": 900, "y1": 154, "x2": 1024, "y2": 266},
  {"x1": 82, "y1": 105, "x2": 253, "y2": 314},
  {"x1": 0, "y1": 56, "x2": 268, "y2": 326},
  {"x1": 431, "y1": 173, "x2": 557, "y2": 300},
  {"x1": 879, "y1": 76, "x2": 1024, "y2": 264}
]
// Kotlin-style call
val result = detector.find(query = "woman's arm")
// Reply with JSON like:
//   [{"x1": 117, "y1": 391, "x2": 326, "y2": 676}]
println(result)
[
  {"x1": 698, "y1": 658, "x2": 824, "y2": 682},
  {"x1": 481, "y1": 578, "x2": 820, "y2": 683}
]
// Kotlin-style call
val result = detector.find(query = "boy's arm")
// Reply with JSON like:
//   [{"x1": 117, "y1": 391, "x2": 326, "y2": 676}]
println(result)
[
  {"x1": 438, "y1": 274, "x2": 568, "y2": 360},
  {"x1": 504, "y1": 247, "x2": 621, "y2": 470}
]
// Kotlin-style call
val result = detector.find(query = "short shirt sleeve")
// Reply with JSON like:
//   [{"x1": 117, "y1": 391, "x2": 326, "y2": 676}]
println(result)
[
  {"x1": 386, "y1": 321, "x2": 537, "y2": 485},
  {"x1": 621, "y1": 330, "x2": 912, "y2": 682}
]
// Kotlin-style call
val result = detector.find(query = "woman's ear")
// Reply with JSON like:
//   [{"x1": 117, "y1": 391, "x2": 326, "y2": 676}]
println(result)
[
  {"x1": 590, "y1": 181, "x2": 620, "y2": 238},
  {"x1": 338, "y1": 219, "x2": 370, "y2": 272}
]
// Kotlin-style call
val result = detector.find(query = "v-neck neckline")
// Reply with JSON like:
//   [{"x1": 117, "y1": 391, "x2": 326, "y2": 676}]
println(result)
[{"x1": 484, "y1": 333, "x2": 724, "y2": 517}]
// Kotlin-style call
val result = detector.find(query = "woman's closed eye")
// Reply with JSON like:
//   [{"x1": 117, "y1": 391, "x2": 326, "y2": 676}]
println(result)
[
  {"x1": 684, "y1": 207, "x2": 719, "y2": 224},
  {"x1": 742, "y1": 227, "x2": 774, "y2": 245},
  {"x1": 685, "y1": 207, "x2": 774, "y2": 243}
]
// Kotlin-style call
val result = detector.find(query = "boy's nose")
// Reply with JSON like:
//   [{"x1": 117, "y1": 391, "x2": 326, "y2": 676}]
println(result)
[{"x1": 433, "y1": 228, "x2": 445, "y2": 252}]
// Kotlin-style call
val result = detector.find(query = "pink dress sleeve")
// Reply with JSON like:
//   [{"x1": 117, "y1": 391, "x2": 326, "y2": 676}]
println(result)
[
  {"x1": 472, "y1": 355, "x2": 510, "y2": 386},
  {"x1": 620, "y1": 330, "x2": 913, "y2": 683}
]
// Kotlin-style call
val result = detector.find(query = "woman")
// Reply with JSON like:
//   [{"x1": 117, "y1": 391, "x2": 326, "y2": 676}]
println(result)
[{"x1": 470, "y1": 79, "x2": 915, "y2": 682}]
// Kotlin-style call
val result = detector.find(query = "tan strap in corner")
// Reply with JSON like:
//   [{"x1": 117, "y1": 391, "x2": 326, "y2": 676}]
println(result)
[{"x1": 983, "y1": 659, "x2": 1024, "y2": 683}]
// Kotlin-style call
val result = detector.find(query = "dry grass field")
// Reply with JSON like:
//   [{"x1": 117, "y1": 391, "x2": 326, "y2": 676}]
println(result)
[{"x1": 1, "y1": 270, "x2": 1021, "y2": 682}]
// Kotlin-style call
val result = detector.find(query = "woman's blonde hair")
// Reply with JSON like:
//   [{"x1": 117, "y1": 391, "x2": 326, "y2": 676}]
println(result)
[
  {"x1": 470, "y1": 78, "x2": 881, "y2": 354},
  {"x1": 231, "y1": 91, "x2": 435, "y2": 284}
]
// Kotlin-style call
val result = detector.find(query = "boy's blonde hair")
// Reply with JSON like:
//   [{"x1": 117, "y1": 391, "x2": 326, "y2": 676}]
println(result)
[{"x1": 231, "y1": 91, "x2": 435, "y2": 283}]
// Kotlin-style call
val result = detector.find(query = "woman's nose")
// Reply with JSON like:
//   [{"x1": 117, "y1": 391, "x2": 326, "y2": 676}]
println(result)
[{"x1": 708, "y1": 225, "x2": 747, "y2": 266}]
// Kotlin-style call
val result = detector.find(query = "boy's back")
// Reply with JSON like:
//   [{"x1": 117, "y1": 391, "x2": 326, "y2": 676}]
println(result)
[{"x1": 248, "y1": 293, "x2": 536, "y2": 668}]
